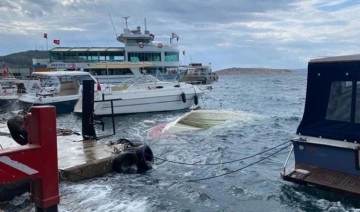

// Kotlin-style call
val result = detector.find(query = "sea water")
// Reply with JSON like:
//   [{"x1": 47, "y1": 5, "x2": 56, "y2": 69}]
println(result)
[{"x1": 2, "y1": 71, "x2": 360, "y2": 212}]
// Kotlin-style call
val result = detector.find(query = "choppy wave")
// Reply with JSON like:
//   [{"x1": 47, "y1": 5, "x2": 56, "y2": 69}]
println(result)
[{"x1": 1, "y1": 71, "x2": 359, "y2": 211}]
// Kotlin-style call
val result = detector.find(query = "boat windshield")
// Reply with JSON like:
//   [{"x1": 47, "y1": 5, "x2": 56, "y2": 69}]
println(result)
[
  {"x1": 120, "y1": 74, "x2": 160, "y2": 86},
  {"x1": 61, "y1": 74, "x2": 95, "y2": 85},
  {"x1": 31, "y1": 73, "x2": 95, "y2": 87}
]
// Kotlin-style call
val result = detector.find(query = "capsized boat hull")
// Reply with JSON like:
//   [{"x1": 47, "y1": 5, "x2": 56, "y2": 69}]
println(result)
[{"x1": 161, "y1": 109, "x2": 254, "y2": 134}]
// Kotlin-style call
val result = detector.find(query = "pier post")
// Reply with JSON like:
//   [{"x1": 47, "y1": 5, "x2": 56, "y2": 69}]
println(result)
[
  {"x1": 82, "y1": 80, "x2": 96, "y2": 139},
  {"x1": 0, "y1": 106, "x2": 59, "y2": 211}
]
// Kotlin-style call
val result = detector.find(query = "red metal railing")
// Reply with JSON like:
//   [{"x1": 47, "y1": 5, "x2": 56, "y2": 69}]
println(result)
[{"x1": 0, "y1": 106, "x2": 59, "y2": 211}]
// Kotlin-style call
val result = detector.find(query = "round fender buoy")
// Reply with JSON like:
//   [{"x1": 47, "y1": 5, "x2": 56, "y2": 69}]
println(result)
[
  {"x1": 181, "y1": 92, "x2": 186, "y2": 103},
  {"x1": 194, "y1": 95, "x2": 199, "y2": 105},
  {"x1": 7, "y1": 114, "x2": 28, "y2": 145},
  {"x1": 113, "y1": 152, "x2": 137, "y2": 174},
  {"x1": 135, "y1": 145, "x2": 154, "y2": 172}
]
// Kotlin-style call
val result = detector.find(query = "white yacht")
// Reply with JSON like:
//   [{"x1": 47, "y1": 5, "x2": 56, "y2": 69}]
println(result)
[{"x1": 73, "y1": 64, "x2": 204, "y2": 116}]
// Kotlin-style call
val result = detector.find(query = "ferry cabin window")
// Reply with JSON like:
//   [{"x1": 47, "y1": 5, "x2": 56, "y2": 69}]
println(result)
[
  {"x1": 128, "y1": 52, "x2": 161, "y2": 62},
  {"x1": 326, "y1": 81, "x2": 352, "y2": 122},
  {"x1": 165, "y1": 52, "x2": 179, "y2": 62},
  {"x1": 90, "y1": 69, "x2": 134, "y2": 76}
]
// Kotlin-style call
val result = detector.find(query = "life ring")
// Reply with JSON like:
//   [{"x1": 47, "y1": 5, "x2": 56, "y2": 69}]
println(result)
[
  {"x1": 113, "y1": 152, "x2": 137, "y2": 174},
  {"x1": 139, "y1": 42, "x2": 144, "y2": 48},
  {"x1": 181, "y1": 92, "x2": 186, "y2": 103},
  {"x1": 158, "y1": 43, "x2": 163, "y2": 48},
  {"x1": 135, "y1": 145, "x2": 153, "y2": 172},
  {"x1": 194, "y1": 95, "x2": 199, "y2": 105}
]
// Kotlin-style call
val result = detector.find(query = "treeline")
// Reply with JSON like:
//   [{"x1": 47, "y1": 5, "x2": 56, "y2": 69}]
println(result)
[{"x1": 0, "y1": 50, "x2": 49, "y2": 68}]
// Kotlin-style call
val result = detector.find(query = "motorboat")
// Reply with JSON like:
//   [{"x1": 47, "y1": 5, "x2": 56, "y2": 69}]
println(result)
[
  {"x1": 18, "y1": 71, "x2": 99, "y2": 114},
  {"x1": 0, "y1": 63, "x2": 42, "y2": 111},
  {"x1": 281, "y1": 54, "x2": 360, "y2": 197},
  {"x1": 0, "y1": 80, "x2": 41, "y2": 111},
  {"x1": 177, "y1": 63, "x2": 219, "y2": 85},
  {"x1": 73, "y1": 73, "x2": 204, "y2": 116}
]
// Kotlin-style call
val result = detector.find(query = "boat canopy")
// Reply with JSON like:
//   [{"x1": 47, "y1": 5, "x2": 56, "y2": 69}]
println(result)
[{"x1": 297, "y1": 55, "x2": 360, "y2": 142}]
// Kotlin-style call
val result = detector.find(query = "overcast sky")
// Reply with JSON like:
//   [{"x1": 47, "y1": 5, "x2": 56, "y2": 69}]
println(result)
[{"x1": 1, "y1": 0, "x2": 360, "y2": 70}]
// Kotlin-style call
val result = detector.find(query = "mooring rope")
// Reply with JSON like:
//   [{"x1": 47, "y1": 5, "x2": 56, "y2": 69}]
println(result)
[
  {"x1": 153, "y1": 140, "x2": 291, "y2": 166},
  {"x1": 202, "y1": 92, "x2": 223, "y2": 107},
  {"x1": 185, "y1": 144, "x2": 291, "y2": 182}
]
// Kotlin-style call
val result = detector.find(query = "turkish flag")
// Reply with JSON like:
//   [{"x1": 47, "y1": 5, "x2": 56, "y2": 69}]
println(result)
[
  {"x1": 53, "y1": 39, "x2": 60, "y2": 45},
  {"x1": 2, "y1": 64, "x2": 9, "y2": 77}
]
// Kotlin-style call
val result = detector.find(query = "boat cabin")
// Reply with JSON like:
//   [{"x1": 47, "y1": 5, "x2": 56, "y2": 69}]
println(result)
[
  {"x1": 282, "y1": 54, "x2": 360, "y2": 197},
  {"x1": 298, "y1": 55, "x2": 360, "y2": 142}
]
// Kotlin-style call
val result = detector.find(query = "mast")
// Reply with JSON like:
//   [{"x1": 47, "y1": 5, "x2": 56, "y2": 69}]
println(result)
[
  {"x1": 123, "y1": 16, "x2": 130, "y2": 29},
  {"x1": 144, "y1": 18, "x2": 147, "y2": 34}
]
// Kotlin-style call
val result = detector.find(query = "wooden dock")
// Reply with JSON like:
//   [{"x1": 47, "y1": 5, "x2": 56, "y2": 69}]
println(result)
[
  {"x1": 282, "y1": 163, "x2": 360, "y2": 198},
  {"x1": 0, "y1": 121, "x2": 130, "y2": 182}
]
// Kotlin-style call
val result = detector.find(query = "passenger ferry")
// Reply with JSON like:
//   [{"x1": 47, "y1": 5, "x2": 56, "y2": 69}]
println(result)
[{"x1": 47, "y1": 17, "x2": 181, "y2": 83}]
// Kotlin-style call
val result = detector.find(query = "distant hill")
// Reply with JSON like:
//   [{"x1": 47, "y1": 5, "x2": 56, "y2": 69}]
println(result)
[
  {"x1": 0, "y1": 50, "x2": 49, "y2": 68},
  {"x1": 216, "y1": 67, "x2": 293, "y2": 75}
]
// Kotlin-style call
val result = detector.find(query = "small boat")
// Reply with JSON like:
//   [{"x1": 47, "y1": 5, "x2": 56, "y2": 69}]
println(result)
[
  {"x1": 147, "y1": 110, "x2": 252, "y2": 137},
  {"x1": 18, "y1": 71, "x2": 99, "y2": 114},
  {"x1": 177, "y1": 63, "x2": 219, "y2": 85},
  {"x1": 74, "y1": 70, "x2": 204, "y2": 115},
  {"x1": 0, "y1": 63, "x2": 41, "y2": 111},
  {"x1": 281, "y1": 54, "x2": 360, "y2": 197},
  {"x1": 163, "y1": 110, "x2": 248, "y2": 133}
]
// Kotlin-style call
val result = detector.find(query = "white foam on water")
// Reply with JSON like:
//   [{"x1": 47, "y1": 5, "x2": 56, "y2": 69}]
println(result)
[{"x1": 59, "y1": 183, "x2": 151, "y2": 212}]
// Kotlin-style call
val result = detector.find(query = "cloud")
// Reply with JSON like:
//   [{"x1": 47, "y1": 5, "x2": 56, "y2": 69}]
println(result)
[{"x1": 1, "y1": 0, "x2": 360, "y2": 70}]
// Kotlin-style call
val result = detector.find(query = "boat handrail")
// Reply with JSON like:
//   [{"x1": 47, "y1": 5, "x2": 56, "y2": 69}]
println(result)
[{"x1": 295, "y1": 135, "x2": 360, "y2": 150}]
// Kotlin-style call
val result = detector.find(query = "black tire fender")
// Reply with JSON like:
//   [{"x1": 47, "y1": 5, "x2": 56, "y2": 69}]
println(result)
[
  {"x1": 194, "y1": 95, "x2": 199, "y2": 105},
  {"x1": 135, "y1": 145, "x2": 154, "y2": 172},
  {"x1": 181, "y1": 92, "x2": 186, "y2": 103},
  {"x1": 113, "y1": 152, "x2": 137, "y2": 174}
]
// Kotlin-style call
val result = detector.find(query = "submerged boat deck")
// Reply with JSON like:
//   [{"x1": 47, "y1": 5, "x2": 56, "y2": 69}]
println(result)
[{"x1": 282, "y1": 163, "x2": 360, "y2": 197}]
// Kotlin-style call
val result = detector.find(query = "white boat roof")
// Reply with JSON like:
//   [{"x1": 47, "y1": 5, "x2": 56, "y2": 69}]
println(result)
[
  {"x1": 50, "y1": 47, "x2": 124, "y2": 52},
  {"x1": 310, "y1": 54, "x2": 360, "y2": 63},
  {"x1": 89, "y1": 62, "x2": 154, "y2": 69},
  {"x1": 31, "y1": 71, "x2": 93, "y2": 76}
]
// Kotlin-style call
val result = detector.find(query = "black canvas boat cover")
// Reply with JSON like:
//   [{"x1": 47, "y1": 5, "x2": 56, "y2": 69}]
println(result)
[{"x1": 297, "y1": 55, "x2": 360, "y2": 142}]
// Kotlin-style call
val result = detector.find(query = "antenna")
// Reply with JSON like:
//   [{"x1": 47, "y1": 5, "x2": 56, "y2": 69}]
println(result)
[
  {"x1": 144, "y1": 18, "x2": 147, "y2": 33},
  {"x1": 109, "y1": 12, "x2": 118, "y2": 37},
  {"x1": 123, "y1": 16, "x2": 130, "y2": 28}
]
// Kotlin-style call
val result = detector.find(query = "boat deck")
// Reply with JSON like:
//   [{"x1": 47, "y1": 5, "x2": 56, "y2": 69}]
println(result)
[{"x1": 282, "y1": 163, "x2": 360, "y2": 197}]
